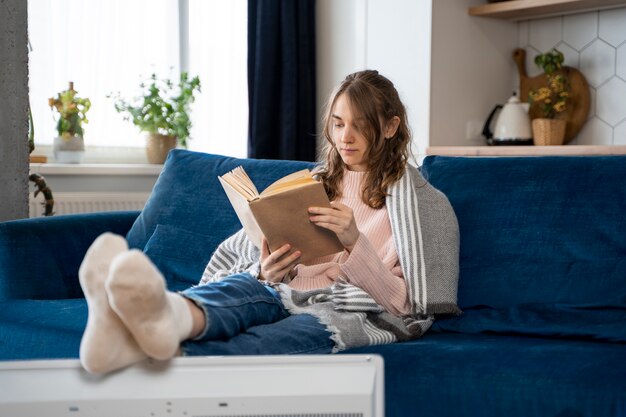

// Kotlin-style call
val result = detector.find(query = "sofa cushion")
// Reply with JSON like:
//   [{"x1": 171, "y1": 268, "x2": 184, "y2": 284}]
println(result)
[
  {"x1": 421, "y1": 156, "x2": 626, "y2": 311},
  {"x1": 142, "y1": 224, "x2": 218, "y2": 291},
  {"x1": 346, "y1": 332, "x2": 626, "y2": 417},
  {"x1": 0, "y1": 299, "x2": 86, "y2": 360},
  {"x1": 126, "y1": 150, "x2": 315, "y2": 284},
  {"x1": 430, "y1": 303, "x2": 626, "y2": 343},
  {"x1": 0, "y1": 212, "x2": 139, "y2": 301},
  {"x1": 4, "y1": 299, "x2": 624, "y2": 417}
]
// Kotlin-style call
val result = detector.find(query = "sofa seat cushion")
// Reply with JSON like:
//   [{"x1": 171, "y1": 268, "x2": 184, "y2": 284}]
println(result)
[
  {"x1": 3, "y1": 299, "x2": 624, "y2": 417},
  {"x1": 431, "y1": 303, "x2": 626, "y2": 343},
  {"x1": 0, "y1": 299, "x2": 86, "y2": 360},
  {"x1": 345, "y1": 333, "x2": 626, "y2": 417}
]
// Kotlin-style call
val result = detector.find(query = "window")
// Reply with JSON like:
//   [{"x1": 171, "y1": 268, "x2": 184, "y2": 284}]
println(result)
[
  {"x1": 28, "y1": 0, "x2": 247, "y2": 160},
  {"x1": 187, "y1": 0, "x2": 248, "y2": 158}
]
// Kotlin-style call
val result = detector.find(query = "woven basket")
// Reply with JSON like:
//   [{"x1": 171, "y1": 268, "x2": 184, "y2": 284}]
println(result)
[{"x1": 532, "y1": 118, "x2": 566, "y2": 146}]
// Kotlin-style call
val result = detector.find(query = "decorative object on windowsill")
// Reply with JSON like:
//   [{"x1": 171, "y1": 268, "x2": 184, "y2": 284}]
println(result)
[
  {"x1": 48, "y1": 82, "x2": 91, "y2": 163},
  {"x1": 514, "y1": 48, "x2": 590, "y2": 145},
  {"x1": 110, "y1": 72, "x2": 201, "y2": 164},
  {"x1": 146, "y1": 134, "x2": 178, "y2": 165}
]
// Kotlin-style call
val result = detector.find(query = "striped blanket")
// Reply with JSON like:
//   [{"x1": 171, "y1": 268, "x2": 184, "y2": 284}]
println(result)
[{"x1": 200, "y1": 165, "x2": 460, "y2": 351}]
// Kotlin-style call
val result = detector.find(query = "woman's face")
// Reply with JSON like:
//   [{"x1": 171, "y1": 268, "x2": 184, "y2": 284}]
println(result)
[{"x1": 330, "y1": 94, "x2": 369, "y2": 172}]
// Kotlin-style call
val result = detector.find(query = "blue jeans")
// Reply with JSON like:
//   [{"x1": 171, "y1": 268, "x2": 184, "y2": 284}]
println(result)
[{"x1": 179, "y1": 273, "x2": 334, "y2": 356}]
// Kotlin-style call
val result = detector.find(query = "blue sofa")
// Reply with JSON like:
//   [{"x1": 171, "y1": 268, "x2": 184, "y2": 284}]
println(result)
[{"x1": 1, "y1": 149, "x2": 625, "y2": 417}]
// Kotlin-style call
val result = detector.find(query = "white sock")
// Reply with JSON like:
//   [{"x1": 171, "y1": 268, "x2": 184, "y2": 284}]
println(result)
[
  {"x1": 79, "y1": 233, "x2": 147, "y2": 375},
  {"x1": 106, "y1": 250, "x2": 194, "y2": 361}
]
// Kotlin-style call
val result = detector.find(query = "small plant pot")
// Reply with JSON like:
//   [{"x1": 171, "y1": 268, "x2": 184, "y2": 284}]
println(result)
[
  {"x1": 53, "y1": 135, "x2": 85, "y2": 163},
  {"x1": 146, "y1": 134, "x2": 177, "y2": 164},
  {"x1": 532, "y1": 118, "x2": 566, "y2": 146}
]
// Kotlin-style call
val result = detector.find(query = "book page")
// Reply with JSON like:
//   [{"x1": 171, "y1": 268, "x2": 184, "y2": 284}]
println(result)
[
  {"x1": 261, "y1": 169, "x2": 317, "y2": 197},
  {"x1": 218, "y1": 176, "x2": 264, "y2": 248},
  {"x1": 219, "y1": 167, "x2": 260, "y2": 201}
]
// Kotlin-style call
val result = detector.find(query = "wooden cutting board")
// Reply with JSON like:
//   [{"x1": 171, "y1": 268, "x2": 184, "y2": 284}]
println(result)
[{"x1": 514, "y1": 48, "x2": 590, "y2": 144}]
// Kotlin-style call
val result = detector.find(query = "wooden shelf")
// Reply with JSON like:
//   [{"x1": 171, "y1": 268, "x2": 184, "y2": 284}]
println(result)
[
  {"x1": 469, "y1": 0, "x2": 626, "y2": 20},
  {"x1": 426, "y1": 145, "x2": 626, "y2": 157}
]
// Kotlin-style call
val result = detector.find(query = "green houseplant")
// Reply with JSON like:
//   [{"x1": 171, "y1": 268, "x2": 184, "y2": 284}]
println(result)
[
  {"x1": 111, "y1": 72, "x2": 201, "y2": 163},
  {"x1": 528, "y1": 49, "x2": 570, "y2": 146},
  {"x1": 48, "y1": 82, "x2": 91, "y2": 163}
]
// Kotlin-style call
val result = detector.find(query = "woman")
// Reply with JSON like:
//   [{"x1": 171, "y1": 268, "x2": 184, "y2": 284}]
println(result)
[{"x1": 79, "y1": 70, "x2": 460, "y2": 374}]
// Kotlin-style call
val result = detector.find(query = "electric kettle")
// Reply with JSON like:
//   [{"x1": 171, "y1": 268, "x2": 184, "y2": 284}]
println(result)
[{"x1": 482, "y1": 93, "x2": 533, "y2": 146}]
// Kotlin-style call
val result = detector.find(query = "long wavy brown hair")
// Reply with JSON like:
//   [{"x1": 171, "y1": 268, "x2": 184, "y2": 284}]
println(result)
[{"x1": 315, "y1": 70, "x2": 411, "y2": 209}]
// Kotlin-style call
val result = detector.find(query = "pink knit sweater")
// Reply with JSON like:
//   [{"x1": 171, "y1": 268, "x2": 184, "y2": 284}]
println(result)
[{"x1": 289, "y1": 170, "x2": 411, "y2": 316}]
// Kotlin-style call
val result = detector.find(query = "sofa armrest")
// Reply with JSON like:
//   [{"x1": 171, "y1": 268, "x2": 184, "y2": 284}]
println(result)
[{"x1": 0, "y1": 211, "x2": 139, "y2": 301}]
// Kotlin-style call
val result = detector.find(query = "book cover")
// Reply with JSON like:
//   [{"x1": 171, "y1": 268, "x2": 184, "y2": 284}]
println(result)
[{"x1": 218, "y1": 167, "x2": 344, "y2": 263}]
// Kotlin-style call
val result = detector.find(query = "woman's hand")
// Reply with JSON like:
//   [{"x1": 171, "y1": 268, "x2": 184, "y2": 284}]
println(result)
[
  {"x1": 308, "y1": 202, "x2": 360, "y2": 252},
  {"x1": 258, "y1": 237, "x2": 301, "y2": 283}
]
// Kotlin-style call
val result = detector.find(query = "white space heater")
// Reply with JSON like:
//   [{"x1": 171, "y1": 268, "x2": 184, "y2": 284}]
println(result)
[{"x1": 0, "y1": 355, "x2": 384, "y2": 417}]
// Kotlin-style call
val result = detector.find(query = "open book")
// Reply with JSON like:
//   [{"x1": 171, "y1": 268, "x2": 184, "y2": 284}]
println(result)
[{"x1": 218, "y1": 166, "x2": 344, "y2": 263}]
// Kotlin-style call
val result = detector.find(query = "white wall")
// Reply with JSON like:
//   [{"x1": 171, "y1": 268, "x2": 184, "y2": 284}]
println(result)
[
  {"x1": 429, "y1": 0, "x2": 517, "y2": 147},
  {"x1": 316, "y1": 0, "x2": 366, "y2": 157},
  {"x1": 367, "y1": 0, "x2": 432, "y2": 156},
  {"x1": 317, "y1": 0, "x2": 518, "y2": 153},
  {"x1": 317, "y1": 1, "x2": 626, "y2": 150},
  {"x1": 316, "y1": 0, "x2": 432, "y2": 158}
]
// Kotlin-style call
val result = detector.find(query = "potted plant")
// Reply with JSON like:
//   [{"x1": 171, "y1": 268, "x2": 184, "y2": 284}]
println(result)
[
  {"x1": 528, "y1": 49, "x2": 570, "y2": 146},
  {"x1": 111, "y1": 72, "x2": 201, "y2": 164},
  {"x1": 48, "y1": 82, "x2": 91, "y2": 163}
]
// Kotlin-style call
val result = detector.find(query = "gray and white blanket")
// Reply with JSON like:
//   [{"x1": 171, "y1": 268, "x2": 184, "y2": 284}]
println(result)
[{"x1": 200, "y1": 165, "x2": 460, "y2": 351}]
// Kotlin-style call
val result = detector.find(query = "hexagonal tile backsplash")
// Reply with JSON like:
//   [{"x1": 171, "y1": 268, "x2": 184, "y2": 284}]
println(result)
[{"x1": 519, "y1": 8, "x2": 626, "y2": 145}]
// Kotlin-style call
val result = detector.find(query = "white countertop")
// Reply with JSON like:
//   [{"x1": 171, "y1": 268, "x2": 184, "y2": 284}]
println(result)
[{"x1": 426, "y1": 145, "x2": 626, "y2": 157}]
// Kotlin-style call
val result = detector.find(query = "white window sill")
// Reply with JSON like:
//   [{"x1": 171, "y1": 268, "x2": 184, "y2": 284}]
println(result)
[
  {"x1": 29, "y1": 163, "x2": 163, "y2": 176},
  {"x1": 30, "y1": 144, "x2": 153, "y2": 164},
  {"x1": 29, "y1": 144, "x2": 164, "y2": 176}
]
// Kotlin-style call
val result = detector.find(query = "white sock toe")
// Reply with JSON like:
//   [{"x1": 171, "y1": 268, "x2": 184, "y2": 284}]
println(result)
[
  {"x1": 106, "y1": 250, "x2": 193, "y2": 361},
  {"x1": 79, "y1": 233, "x2": 147, "y2": 374}
]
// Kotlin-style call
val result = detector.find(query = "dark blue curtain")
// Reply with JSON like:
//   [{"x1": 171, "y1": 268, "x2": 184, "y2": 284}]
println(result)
[{"x1": 247, "y1": 0, "x2": 317, "y2": 161}]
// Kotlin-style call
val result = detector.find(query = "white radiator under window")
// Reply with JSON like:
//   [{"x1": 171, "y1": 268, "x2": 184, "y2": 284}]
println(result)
[{"x1": 29, "y1": 192, "x2": 151, "y2": 218}]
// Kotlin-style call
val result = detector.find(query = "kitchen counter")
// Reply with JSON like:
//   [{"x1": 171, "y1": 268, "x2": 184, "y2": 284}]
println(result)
[{"x1": 426, "y1": 145, "x2": 626, "y2": 157}]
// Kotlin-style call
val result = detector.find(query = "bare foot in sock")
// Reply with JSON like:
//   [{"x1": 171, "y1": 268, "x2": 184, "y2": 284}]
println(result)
[
  {"x1": 79, "y1": 233, "x2": 147, "y2": 375},
  {"x1": 106, "y1": 250, "x2": 193, "y2": 361}
]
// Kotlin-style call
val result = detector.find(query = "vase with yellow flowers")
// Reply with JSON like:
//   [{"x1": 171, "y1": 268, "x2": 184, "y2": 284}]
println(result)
[
  {"x1": 49, "y1": 82, "x2": 91, "y2": 163},
  {"x1": 528, "y1": 49, "x2": 570, "y2": 146}
]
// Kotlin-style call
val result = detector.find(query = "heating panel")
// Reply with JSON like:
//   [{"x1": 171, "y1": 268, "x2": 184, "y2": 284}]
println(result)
[{"x1": 29, "y1": 192, "x2": 150, "y2": 217}]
